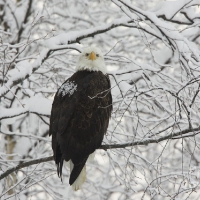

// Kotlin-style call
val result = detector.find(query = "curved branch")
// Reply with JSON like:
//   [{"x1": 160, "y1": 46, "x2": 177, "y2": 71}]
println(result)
[
  {"x1": 1, "y1": 126, "x2": 199, "y2": 181},
  {"x1": 0, "y1": 156, "x2": 53, "y2": 181},
  {"x1": 100, "y1": 126, "x2": 200, "y2": 150},
  {"x1": 0, "y1": 110, "x2": 50, "y2": 121}
]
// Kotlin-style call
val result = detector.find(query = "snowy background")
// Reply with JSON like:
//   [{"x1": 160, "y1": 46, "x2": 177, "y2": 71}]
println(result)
[{"x1": 1, "y1": 0, "x2": 200, "y2": 199}]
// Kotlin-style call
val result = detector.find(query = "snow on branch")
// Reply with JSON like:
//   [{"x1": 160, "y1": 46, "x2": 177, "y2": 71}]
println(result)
[
  {"x1": 0, "y1": 45, "x2": 80, "y2": 97},
  {"x1": 44, "y1": 17, "x2": 133, "y2": 48},
  {"x1": 155, "y1": 0, "x2": 194, "y2": 20},
  {"x1": 112, "y1": 0, "x2": 200, "y2": 75},
  {"x1": 0, "y1": 97, "x2": 51, "y2": 120}
]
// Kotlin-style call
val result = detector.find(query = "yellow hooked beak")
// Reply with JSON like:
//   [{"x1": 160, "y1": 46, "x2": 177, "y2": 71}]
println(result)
[{"x1": 88, "y1": 51, "x2": 97, "y2": 61}]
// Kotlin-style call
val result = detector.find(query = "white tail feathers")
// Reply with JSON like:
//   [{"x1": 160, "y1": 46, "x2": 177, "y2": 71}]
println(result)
[
  {"x1": 69, "y1": 152, "x2": 95, "y2": 191},
  {"x1": 88, "y1": 152, "x2": 95, "y2": 162},
  {"x1": 70, "y1": 160, "x2": 86, "y2": 191}
]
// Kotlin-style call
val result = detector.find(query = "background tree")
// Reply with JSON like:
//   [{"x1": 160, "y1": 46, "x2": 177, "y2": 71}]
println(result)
[{"x1": 1, "y1": 0, "x2": 200, "y2": 199}]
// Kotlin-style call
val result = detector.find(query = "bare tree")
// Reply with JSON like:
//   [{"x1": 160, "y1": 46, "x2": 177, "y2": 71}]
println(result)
[{"x1": 1, "y1": 0, "x2": 200, "y2": 199}]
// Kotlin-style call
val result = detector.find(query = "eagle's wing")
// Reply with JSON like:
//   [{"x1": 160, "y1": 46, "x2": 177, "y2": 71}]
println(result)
[
  {"x1": 49, "y1": 77, "x2": 78, "y2": 177},
  {"x1": 50, "y1": 71, "x2": 112, "y2": 184}
]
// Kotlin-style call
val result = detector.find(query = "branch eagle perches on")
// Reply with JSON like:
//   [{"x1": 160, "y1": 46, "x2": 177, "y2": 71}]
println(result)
[{"x1": 1, "y1": 125, "x2": 199, "y2": 181}]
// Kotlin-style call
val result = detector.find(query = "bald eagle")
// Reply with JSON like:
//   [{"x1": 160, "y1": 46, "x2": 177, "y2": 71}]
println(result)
[{"x1": 49, "y1": 46, "x2": 112, "y2": 191}]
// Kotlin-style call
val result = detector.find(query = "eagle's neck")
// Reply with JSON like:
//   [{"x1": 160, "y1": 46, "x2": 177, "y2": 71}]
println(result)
[{"x1": 76, "y1": 59, "x2": 107, "y2": 74}]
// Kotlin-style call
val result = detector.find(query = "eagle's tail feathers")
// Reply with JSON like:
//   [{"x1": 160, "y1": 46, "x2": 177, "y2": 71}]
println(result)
[
  {"x1": 69, "y1": 160, "x2": 86, "y2": 191},
  {"x1": 69, "y1": 153, "x2": 94, "y2": 191},
  {"x1": 72, "y1": 164, "x2": 86, "y2": 191},
  {"x1": 87, "y1": 151, "x2": 95, "y2": 162}
]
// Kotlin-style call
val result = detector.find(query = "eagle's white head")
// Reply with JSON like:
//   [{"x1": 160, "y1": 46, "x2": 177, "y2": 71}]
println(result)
[{"x1": 76, "y1": 46, "x2": 107, "y2": 74}]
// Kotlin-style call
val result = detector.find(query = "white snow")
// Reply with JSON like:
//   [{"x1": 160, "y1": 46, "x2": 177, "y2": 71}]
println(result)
[
  {"x1": 44, "y1": 16, "x2": 131, "y2": 49},
  {"x1": 0, "y1": 97, "x2": 52, "y2": 121},
  {"x1": 57, "y1": 81, "x2": 77, "y2": 97},
  {"x1": 155, "y1": 0, "x2": 193, "y2": 19}
]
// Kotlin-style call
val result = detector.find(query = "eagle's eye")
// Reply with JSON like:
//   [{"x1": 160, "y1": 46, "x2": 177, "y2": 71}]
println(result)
[
  {"x1": 85, "y1": 53, "x2": 89, "y2": 56},
  {"x1": 96, "y1": 54, "x2": 99, "y2": 57}
]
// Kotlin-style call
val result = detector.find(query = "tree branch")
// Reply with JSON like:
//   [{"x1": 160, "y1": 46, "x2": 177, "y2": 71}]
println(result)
[
  {"x1": 100, "y1": 126, "x2": 200, "y2": 150},
  {"x1": 1, "y1": 126, "x2": 199, "y2": 181},
  {"x1": 0, "y1": 156, "x2": 53, "y2": 181},
  {"x1": 17, "y1": 0, "x2": 33, "y2": 43}
]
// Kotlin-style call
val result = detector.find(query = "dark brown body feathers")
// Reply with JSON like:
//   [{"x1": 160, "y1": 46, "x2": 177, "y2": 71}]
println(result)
[{"x1": 49, "y1": 70, "x2": 112, "y2": 185}]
